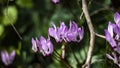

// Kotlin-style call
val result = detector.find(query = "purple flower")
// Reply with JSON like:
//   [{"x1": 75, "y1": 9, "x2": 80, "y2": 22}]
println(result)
[
  {"x1": 52, "y1": 0, "x2": 60, "y2": 4},
  {"x1": 105, "y1": 12, "x2": 120, "y2": 67},
  {"x1": 32, "y1": 36, "x2": 54, "y2": 56},
  {"x1": 58, "y1": 22, "x2": 68, "y2": 42},
  {"x1": 105, "y1": 22, "x2": 116, "y2": 48},
  {"x1": 49, "y1": 22, "x2": 68, "y2": 42},
  {"x1": 49, "y1": 23, "x2": 62, "y2": 42},
  {"x1": 65, "y1": 21, "x2": 84, "y2": 42},
  {"x1": 39, "y1": 36, "x2": 54, "y2": 56},
  {"x1": 1, "y1": 50, "x2": 16, "y2": 66},
  {"x1": 114, "y1": 12, "x2": 120, "y2": 28},
  {"x1": 105, "y1": 13, "x2": 120, "y2": 54},
  {"x1": 32, "y1": 38, "x2": 39, "y2": 52},
  {"x1": 106, "y1": 52, "x2": 120, "y2": 67},
  {"x1": 49, "y1": 21, "x2": 84, "y2": 43}
]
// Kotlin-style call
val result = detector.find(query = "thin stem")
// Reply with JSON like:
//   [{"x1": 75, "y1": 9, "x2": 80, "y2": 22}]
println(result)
[
  {"x1": 79, "y1": 0, "x2": 93, "y2": 21},
  {"x1": 80, "y1": 12, "x2": 84, "y2": 20},
  {"x1": 82, "y1": 0, "x2": 95, "y2": 68},
  {"x1": 95, "y1": 32, "x2": 105, "y2": 39},
  {"x1": 6, "y1": 0, "x2": 22, "y2": 40}
]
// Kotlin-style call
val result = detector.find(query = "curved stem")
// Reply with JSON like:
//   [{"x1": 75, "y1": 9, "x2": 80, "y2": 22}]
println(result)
[
  {"x1": 6, "y1": 0, "x2": 22, "y2": 40},
  {"x1": 82, "y1": 0, "x2": 95, "y2": 68}
]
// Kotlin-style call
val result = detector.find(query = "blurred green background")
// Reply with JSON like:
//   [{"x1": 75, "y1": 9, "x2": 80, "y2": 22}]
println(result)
[{"x1": 0, "y1": 0, "x2": 120, "y2": 68}]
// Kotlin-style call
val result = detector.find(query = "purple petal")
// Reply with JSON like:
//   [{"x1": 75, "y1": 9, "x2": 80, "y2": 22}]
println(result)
[
  {"x1": 10, "y1": 50, "x2": 16, "y2": 61},
  {"x1": 70, "y1": 21, "x2": 78, "y2": 32},
  {"x1": 49, "y1": 23, "x2": 61, "y2": 42},
  {"x1": 106, "y1": 54, "x2": 114, "y2": 61},
  {"x1": 58, "y1": 22, "x2": 68, "y2": 34},
  {"x1": 112, "y1": 52, "x2": 118, "y2": 64},
  {"x1": 107, "y1": 22, "x2": 114, "y2": 37},
  {"x1": 46, "y1": 39, "x2": 54, "y2": 55},
  {"x1": 66, "y1": 32, "x2": 76, "y2": 42},
  {"x1": 48, "y1": 23, "x2": 57, "y2": 37},
  {"x1": 114, "y1": 46, "x2": 120, "y2": 54},
  {"x1": 39, "y1": 36, "x2": 54, "y2": 56},
  {"x1": 58, "y1": 22, "x2": 68, "y2": 39},
  {"x1": 114, "y1": 12, "x2": 120, "y2": 28},
  {"x1": 105, "y1": 29, "x2": 117, "y2": 48},
  {"x1": 32, "y1": 38, "x2": 38, "y2": 52},
  {"x1": 40, "y1": 36, "x2": 48, "y2": 51},
  {"x1": 106, "y1": 53, "x2": 118, "y2": 65},
  {"x1": 48, "y1": 28, "x2": 56, "y2": 37},
  {"x1": 1, "y1": 50, "x2": 15, "y2": 66},
  {"x1": 1, "y1": 51, "x2": 9, "y2": 65},
  {"x1": 114, "y1": 25, "x2": 120, "y2": 37},
  {"x1": 77, "y1": 27, "x2": 84, "y2": 42}
]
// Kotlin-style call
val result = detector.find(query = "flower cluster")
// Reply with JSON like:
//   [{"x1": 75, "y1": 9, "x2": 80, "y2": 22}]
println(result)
[
  {"x1": 1, "y1": 50, "x2": 16, "y2": 66},
  {"x1": 32, "y1": 21, "x2": 84, "y2": 58},
  {"x1": 105, "y1": 12, "x2": 120, "y2": 67},
  {"x1": 48, "y1": 21, "x2": 84, "y2": 43},
  {"x1": 32, "y1": 36, "x2": 54, "y2": 56}
]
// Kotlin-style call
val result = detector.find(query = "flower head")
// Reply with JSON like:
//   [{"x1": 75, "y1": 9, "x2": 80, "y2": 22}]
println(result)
[
  {"x1": 48, "y1": 23, "x2": 62, "y2": 42},
  {"x1": 66, "y1": 21, "x2": 84, "y2": 42},
  {"x1": 52, "y1": 0, "x2": 60, "y2": 4},
  {"x1": 106, "y1": 52, "x2": 120, "y2": 67},
  {"x1": 105, "y1": 13, "x2": 120, "y2": 54},
  {"x1": 1, "y1": 50, "x2": 16, "y2": 66},
  {"x1": 58, "y1": 22, "x2": 68, "y2": 42},
  {"x1": 105, "y1": 12, "x2": 120, "y2": 67},
  {"x1": 32, "y1": 36, "x2": 54, "y2": 56},
  {"x1": 49, "y1": 21, "x2": 84, "y2": 43},
  {"x1": 39, "y1": 36, "x2": 54, "y2": 56},
  {"x1": 32, "y1": 38, "x2": 39, "y2": 52},
  {"x1": 114, "y1": 12, "x2": 120, "y2": 28}
]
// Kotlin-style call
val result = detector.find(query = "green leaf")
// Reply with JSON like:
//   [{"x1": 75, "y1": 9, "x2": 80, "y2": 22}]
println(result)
[
  {"x1": 16, "y1": 0, "x2": 33, "y2": 8},
  {"x1": 2, "y1": 6, "x2": 18, "y2": 26},
  {"x1": 0, "y1": 25, "x2": 4, "y2": 37}
]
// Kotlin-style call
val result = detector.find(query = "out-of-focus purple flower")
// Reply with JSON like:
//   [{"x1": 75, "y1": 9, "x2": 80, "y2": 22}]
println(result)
[
  {"x1": 106, "y1": 52, "x2": 120, "y2": 67},
  {"x1": 105, "y1": 12, "x2": 120, "y2": 67},
  {"x1": 49, "y1": 23, "x2": 62, "y2": 42},
  {"x1": 58, "y1": 22, "x2": 68, "y2": 42},
  {"x1": 114, "y1": 12, "x2": 120, "y2": 28},
  {"x1": 52, "y1": 0, "x2": 60, "y2": 4},
  {"x1": 105, "y1": 22, "x2": 117, "y2": 48},
  {"x1": 39, "y1": 36, "x2": 54, "y2": 56},
  {"x1": 1, "y1": 50, "x2": 16, "y2": 66},
  {"x1": 49, "y1": 22, "x2": 68, "y2": 42},
  {"x1": 105, "y1": 13, "x2": 120, "y2": 54},
  {"x1": 32, "y1": 36, "x2": 54, "y2": 56},
  {"x1": 49, "y1": 21, "x2": 84, "y2": 43},
  {"x1": 66, "y1": 21, "x2": 84, "y2": 42},
  {"x1": 32, "y1": 38, "x2": 39, "y2": 52}
]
